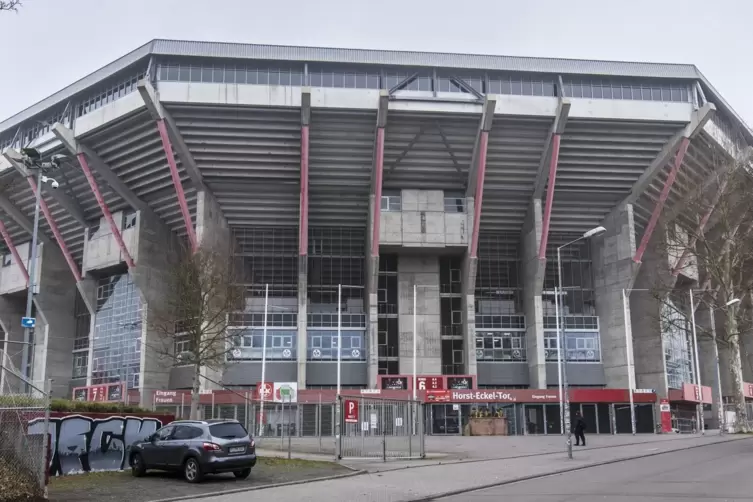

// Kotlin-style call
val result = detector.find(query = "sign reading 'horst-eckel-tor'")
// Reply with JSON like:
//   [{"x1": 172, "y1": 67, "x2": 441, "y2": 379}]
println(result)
[{"x1": 425, "y1": 388, "x2": 657, "y2": 404}]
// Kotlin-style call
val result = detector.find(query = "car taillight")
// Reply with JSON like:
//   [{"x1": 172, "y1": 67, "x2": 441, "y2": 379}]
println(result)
[
  {"x1": 202, "y1": 442, "x2": 221, "y2": 451},
  {"x1": 250, "y1": 439, "x2": 255, "y2": 448}
]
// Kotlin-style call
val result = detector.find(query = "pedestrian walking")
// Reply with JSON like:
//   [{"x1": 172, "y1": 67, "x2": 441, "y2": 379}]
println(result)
[{"x1": 573, "y1": 411, "x2": 587, "y2": 446}]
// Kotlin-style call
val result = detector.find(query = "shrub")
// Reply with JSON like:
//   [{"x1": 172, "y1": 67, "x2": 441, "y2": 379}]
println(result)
[{"x1": 0, "y1": 395, "x2": 149, "y2": 414}]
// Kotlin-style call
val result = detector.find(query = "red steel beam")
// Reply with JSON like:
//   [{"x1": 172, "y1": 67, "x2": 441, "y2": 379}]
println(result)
[
  {"x1": 469, "y1": 130, "x2": 490, "y2": 258},
  {"x1": 157, "y1": 119, "x2": 198, "y2": 253},
  {"x1": 27, "y1": 177, "x2": 83, "y2": 282},
  {"x1": 76, "y1": 153, "x2": 136, "y2": 270},
  {"x1": 370, "y1": 127, "x2": 385, "y2": 257},
  {"x1": 299, "y1": 125, "x2": 310, "y2": 256},
  {"x1": 538, "y1": 134, "x2": 562, "y2": 260},
  {"x1": 634, "y1": 137, "x2": 690, "y2": 263},
  {"x1": 672, "y1": 176, "x2": 728, "y2": 276},
  {"x1": 0, "y1": 218, "x2": 29, "y2": 284}
]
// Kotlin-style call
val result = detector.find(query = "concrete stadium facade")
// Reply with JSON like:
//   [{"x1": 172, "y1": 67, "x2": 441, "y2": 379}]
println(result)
[{"x1": 0, "y1": 40, "x2": 750, "y2": 427}]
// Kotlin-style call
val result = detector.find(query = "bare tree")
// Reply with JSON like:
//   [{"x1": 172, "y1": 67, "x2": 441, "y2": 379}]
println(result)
[
  {"x1": 149, "y1": 244, "x2": 243, "y2": 419},
  {"x1": 654, "y1": 142, "x2": 753, "y2": 431},
  {"x1": 0, "y1": 1, "x2": 21, "y2": 12}
]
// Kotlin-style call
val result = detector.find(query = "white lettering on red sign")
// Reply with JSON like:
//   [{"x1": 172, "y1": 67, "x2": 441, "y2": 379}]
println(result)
[{"x1": 450, "y1": 391, "x2": 517, "y2": 402}]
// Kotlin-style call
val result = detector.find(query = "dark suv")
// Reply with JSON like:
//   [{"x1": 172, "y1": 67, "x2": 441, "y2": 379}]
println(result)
[{"x1": 128, "y1": 419, "x2": 257, "y2": 483}]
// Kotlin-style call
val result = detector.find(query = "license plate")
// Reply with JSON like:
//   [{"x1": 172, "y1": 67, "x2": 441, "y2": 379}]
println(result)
[{"x1": 229, "y1": 446, "x2": 245, "y2": 454}]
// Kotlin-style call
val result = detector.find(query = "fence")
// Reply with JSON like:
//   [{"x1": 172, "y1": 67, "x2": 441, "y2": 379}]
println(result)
[
  {"x1": 337, "y1": 395, "x2": 424, "y2": 461},
  {"x1": 0, "y1": 351, "x2": 50, "y2": 502},
  {"x1": 153, "y1": 394, "x2": 425, "y2": 460},
  {"x1": 723, "y1": 402, "x2": 753, "y2": 432}
]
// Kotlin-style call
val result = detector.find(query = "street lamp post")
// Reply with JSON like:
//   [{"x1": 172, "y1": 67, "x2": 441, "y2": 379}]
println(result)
[{"x1": 557, "y1": 225, "x2": 605, "y2": 460}]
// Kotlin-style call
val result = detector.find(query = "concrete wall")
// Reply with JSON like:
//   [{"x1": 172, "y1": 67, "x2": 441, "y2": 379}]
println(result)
[
  {"x1": 0, "y1": 242, "x2": 39, "y2": 295},
  {"x1": 131, "y1": 210, "x2": 181, "y2": 408},
  {"x1": 521, "y1": 200, "x2": 546, "y2": 388},
  {"x1": 591, "y1": 204, "x2": 638, "y2": 389},
  {"x1": 82, "y1": 211, "x2": 138, "y2": 273},
  {"x1": 380, "y1": 190, "x2": 469, "y2": 248},
  {"x1": 398, "y1": 255, "x2": 441, "y2": 374}
]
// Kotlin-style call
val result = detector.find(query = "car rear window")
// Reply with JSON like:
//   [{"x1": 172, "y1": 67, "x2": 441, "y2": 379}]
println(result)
[{"x1": 209, "y1": 422, "x2": 248, "y2": 439}]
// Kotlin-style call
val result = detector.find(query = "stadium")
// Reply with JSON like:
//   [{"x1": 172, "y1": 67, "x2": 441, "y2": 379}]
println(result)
[{"x1": 0, "y1": 39, "x2": 750, "y2": 435}]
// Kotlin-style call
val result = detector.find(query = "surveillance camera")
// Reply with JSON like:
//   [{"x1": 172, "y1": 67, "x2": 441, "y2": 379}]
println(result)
[
  {"x1": 50, "y1": 154, "x2": 67, "y2": 167},
  {"x1": 50, "y1": 180, "x2": 59, "y2": 189}
]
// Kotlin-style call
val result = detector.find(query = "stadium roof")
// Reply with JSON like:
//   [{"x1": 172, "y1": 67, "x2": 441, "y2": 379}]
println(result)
[{"x1": 0, "y1": 39, "x2": 749, "y2": 142}]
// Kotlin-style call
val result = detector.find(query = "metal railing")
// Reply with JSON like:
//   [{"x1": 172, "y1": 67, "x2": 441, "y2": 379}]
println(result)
[
  {"x1": 0, "y1": 352, "x2": 50, "y2": 502},
  {"x1": 337, "y1": 395, "x2": 425, "y2": 461}
]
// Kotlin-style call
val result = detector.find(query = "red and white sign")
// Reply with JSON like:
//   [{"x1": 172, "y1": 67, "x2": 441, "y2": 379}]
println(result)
[
  {"x1": 743, "y1": 382, "x2": 753, "y2": 399},
  {"x1": 416, "y1": 376, "x2": 444, "y2": 391},
  {"x1": 257, "y1": 382, "x2": 273, "y2": 400},
  {"x1": 344, "y1": 399, "x2": 359, "y2": 423}
]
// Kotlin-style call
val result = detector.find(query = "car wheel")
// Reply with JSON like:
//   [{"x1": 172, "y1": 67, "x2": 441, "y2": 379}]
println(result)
[
  {"x1": 131, "y1": 453, "x2": 146, "y2": 477},
  {"x1": 233, "y1": 468, "x2": 251, "y2": 480},
  {"x1": 184, "y1": 457, "x2": 203, "y2": 483}
]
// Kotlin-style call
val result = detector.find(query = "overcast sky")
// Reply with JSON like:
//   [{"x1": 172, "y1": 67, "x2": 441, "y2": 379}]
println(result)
[{"x1": 0, "y1": 0, "x2": 751, "y2": 127}]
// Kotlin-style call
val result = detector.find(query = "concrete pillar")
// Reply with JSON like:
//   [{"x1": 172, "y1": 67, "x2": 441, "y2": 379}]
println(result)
[
  {"x1": 194, "y1": 190, "x2": 232, "y2": 392},
  {"x1": 521, "y1": 199, "x2": 546, "y2": 388},
  {"x1": 0, "y1": 294, "x2": 25, "y2": 393},
  {"x1": 398, "y1": 255, "x2": 441, "y2": 375},
  {"x1": 461, "y1": 252, "x2": 477, "y2": 377},
  {"x1": 131, "y1": 209, "x2": 181, "y2": 408},
  {"x1": 366, "y1": 189, "x2": 380, "y2": 387},
  {"x1": 591, "y1": 204, "x2": 639, "y2": 390},
  {"x1": 297, "y1": 256, "x2": 308, "y2": 389},
  {"x1": 31, "y1": 242, "x2": 77, "y2": 399}
]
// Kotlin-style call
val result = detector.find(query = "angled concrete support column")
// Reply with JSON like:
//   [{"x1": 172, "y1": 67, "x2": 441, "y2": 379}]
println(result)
[
  {"x1": 297, "y1": 89, "x2": 311, "y2": 389},
  {"x1": 30, "y1": 242, "x2": 77, "y2": 398},
  {"x1": 366, "y1": 91, "x2": 388, "y2": 387},
  {"x1": 591, "y1": 204, "x2": 639, "y2": 390},
  {"x1": 131, "y1": 210, "x2": 182, "y2": 408},
  {"x1": 521, "y1": 199, "x2": 546, "y2": 388}
]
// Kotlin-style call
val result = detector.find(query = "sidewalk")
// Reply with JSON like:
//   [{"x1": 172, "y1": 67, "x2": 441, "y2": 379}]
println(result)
[
  {"x1": 260, "y1": 431, "x2": 729, "y2": 473},
  {"x1": 217, "y1": 434, "x2": 748, "y2": 502}
]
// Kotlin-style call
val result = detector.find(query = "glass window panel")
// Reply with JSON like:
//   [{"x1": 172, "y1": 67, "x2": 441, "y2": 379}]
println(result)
[
  {"x1": 189, "y1": 66, "x2": 201, "y2": 82},
  {"x1": 291, "y1": 71, "x2": 303, "y2": 86},
  {"x1": 521, "y1": 80, "x2": 532, "y2": 96},
  {"x1": 213, "y1": 68, "x2": 224, "y2": 83},
  {"x1": 268, "y1": 69, "x2": 280, "y2": 85},
  {"x1": 367, "y1": 74, "x2": 380, "y2": 89},
  {"x1": 333, "y1": 73, "x2": 344, "y2": 88},
  {"x1": 322, "y1": 72, "x2": 334, "y2": 87},
  {"x1": 543, "y1": 81, "x2": 554, "y2": 97},
  {"x1": 225, "y1": 68, "x2": 236, "y2": 84},
  {"x1": 511, "y1": 80, "x2": 522, "y2": 95},
  {"x1": 310, "y1": 72, "x2": 322, "y2": 87},
  {"x1": 489, "y1": 80, "x2": 502, "y2": 94},
  {"x1": 257, "y1": 70, "x2": 269, "y2": 85},
  {"x1": 344, "y1": 73, "x2": 356, "y2": 88}
]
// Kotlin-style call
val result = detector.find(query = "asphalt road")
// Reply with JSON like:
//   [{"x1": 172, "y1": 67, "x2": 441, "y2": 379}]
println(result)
[{"x1": 437, "y1": 437, "x2": 753, "y2": 501}]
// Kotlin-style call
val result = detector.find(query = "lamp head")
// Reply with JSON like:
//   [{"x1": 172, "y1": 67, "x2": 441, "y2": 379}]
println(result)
[
  {"x1": 726, "y1": 298, "x2": 741, "y2": 307},
  {"x1": 583, "y1": 226, "x2": 606, "y2": 238}
]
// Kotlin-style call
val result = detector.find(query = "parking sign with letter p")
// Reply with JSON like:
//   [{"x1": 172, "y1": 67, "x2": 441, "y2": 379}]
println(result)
[{"x1": 344, "y1": 399, "x2": 359, "y2": 423}]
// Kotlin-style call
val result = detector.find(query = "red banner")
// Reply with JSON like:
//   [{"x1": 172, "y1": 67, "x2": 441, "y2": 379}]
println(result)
[
  {"x1": 744, "y1": 382, "x2": 753, "y2": 399},
  {"x1": 668, "y1": 383, "x2": 713, "y2": 404},
  {"x1": 72, "y1": 383, "x2": 125, "y2": 402},
  {"x1": 425, "y1": 388, "x2": 656, "y2": 404}
]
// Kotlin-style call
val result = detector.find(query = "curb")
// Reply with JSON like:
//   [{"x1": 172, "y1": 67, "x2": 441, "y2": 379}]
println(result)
[
  {"x1": 407, "y1": 435, "x2": 752, "y2": 501},
  {"x1": 348, "y1": 433, "x2": 736, "y2": 473},
  {"x1": 147, "y1": 469, "x2": 366, "y2": 502}
]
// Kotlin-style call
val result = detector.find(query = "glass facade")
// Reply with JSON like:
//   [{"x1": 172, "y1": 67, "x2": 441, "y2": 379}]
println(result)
[
  {"x1": 91, "y1": 274, "x2": 143, "y2": 389},
  {"x1": 475, "y1": 331, "x2": 527, "y2": 362},
  {"x1": 229, "y1": 328, "x2": 297, "y2": 361},
  {"x1": 307, "y1": 330, "x2": 366, "y2": 361},
  {"x1": 662, "y1": 300, "x2": 695, "y2": 389}
]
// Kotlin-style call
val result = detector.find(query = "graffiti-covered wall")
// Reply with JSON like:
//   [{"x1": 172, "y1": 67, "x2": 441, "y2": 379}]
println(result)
[{"x1": 28, "y1": 412, "x2": 174, "y2": 476}]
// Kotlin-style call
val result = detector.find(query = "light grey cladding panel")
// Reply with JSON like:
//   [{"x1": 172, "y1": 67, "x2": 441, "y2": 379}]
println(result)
[
  {"x1": 222, "y1": 362, "x2": 298, "y2": 386},
  {"x1": 306, "y1": 362, "x2": 368, "y2": 387},
  {"x1": 169, "y1": 366, "x2": 195, "y2": 389},
  {"x1": 477, "y1": 363, "x2": 530, "y2": 387},
  {"x1": 546, "y1": 362, "x2": 606, "y2": 387}
]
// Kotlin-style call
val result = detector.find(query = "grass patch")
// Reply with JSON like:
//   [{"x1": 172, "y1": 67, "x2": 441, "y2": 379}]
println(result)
[
  {"x1": 49, "y1": 470, "x2": 130, "y2": 490},
  {"x1": 258, "y1": 456, "x2": 336, "y2": 469}
]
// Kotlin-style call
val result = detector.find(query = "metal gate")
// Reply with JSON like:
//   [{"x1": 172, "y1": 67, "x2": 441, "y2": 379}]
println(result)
[{"x1": 336, "y1": 396, "x2": 424, "y2": 460}]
